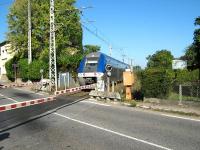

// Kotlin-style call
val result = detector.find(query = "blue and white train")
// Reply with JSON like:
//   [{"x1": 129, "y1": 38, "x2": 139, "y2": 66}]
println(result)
[{"x1": 77, "y1": 52, "x2": 129, "y2": 90}]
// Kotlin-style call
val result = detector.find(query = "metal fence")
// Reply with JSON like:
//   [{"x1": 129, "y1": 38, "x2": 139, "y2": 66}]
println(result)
[
  {"x1": 58, "y1": 72, "x2": 79, "y2": 90},
  {"x1": 172, "y1": 81, "x2": 200, "y2": 102}
]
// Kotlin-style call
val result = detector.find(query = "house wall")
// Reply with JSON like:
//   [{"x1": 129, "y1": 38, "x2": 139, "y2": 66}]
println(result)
[{"x1": 0, "y1": 42, "x2": 14, "y2": 80}]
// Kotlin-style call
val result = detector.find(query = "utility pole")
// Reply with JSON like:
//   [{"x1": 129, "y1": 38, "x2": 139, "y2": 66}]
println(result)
[
  {"x1": 49, "y1": 0, "x2": 57, "y2": 91},
  {"x1": 121, "y1": 49, "x2": 126, "y2": 63},
  {"x1": 28, "y1": 0, "x2": 32, "y2": 64},
  {"x1": 122, "y1": 54, "x2": 126, "y2": 63},
  {"x1": 109, "y1": 45, "x2": 112, "y2": 56},
  {"x1": 130, "y1": 58, "x2": 133, "y2": 71}
]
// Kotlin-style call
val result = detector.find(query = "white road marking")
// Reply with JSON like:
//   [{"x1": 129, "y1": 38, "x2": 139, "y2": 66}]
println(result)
[
  {"x1": 161, "y1": 114, "x2": 200, "y2": 122},
  {"x1": 54, "y1": 112, "x2": 172, "y2": 150},
  {"x1": 14, "y1": 88, "x2": 44, "y2": 96},
  {"x1": 80, "y1": 100, "x2": 110, "y2": 107},
  {"x1": 0, "y1": 93, "x2": 18, "y2": 103}
]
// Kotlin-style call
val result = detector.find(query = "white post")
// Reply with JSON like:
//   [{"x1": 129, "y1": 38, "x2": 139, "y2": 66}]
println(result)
[
  {"x1": 112, "y1": 81, "x2": 114, "y2": 92},
  {"x1": 64, "y1": 74, "x2": 66, "y2": 90},
  {"x1": 107, "y1": 76, "x2": 110, "y2": 93},
  {"x1": 179, "y1": 84, "x2": 182, "y2": 105},
  {"x1": 67, "y1": 72, "x2": 70, "y2": 88},
  {"x1": 49, "y1": 0, "x2": 57, "y2": 91}
]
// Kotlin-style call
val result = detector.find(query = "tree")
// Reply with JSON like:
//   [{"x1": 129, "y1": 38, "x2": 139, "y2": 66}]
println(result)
[
  {"x1": 7, "y1": 0, "x2": 83, "y2": 74},
  {"x1": 184, "y1": 16, "x2": 200, "y2": 80},
  {"x1": 132, "y1": 65, "x2": 142, "y2": 72},
  {"x1": 146, "y1": 50, "x2": 174, "y2": 69},
  {"x1": 83, "y1": 45, "x2": 100, "y2": 55},
  {"x1": 141, "y1": 68, "x2": 173, "y2": 99}
]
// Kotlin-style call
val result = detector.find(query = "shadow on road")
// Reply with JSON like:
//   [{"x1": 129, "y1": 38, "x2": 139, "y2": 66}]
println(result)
[
  {"x1": 0, "y1": 132, "x2": 10, "y2": 141},
  {"x1": 0, "y1": 94, "x2": 88, "y2": 133}
]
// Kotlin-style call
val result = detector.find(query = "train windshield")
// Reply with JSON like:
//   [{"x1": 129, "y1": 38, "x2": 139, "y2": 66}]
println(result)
[{"x1": 84, "y1": 59, "x2": 98, "y2": 72}]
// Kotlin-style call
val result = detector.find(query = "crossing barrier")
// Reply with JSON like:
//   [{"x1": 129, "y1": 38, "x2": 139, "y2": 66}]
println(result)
[
  {"x1": 0, "y1": 83, "x2": 32, "y2": 89},
  {"x1": 0, "y1": 96, "x2": 55, "y2": 112},
  {"x1": 54, "y1": 84, "x2": 96, "y2": 95},
  {"x1": 0, "y1": 84, "x2": 96, "y2": 112}
]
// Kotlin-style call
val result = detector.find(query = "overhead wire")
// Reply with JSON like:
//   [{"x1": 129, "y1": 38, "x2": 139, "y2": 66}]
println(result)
[{"x1": 80, "y1": 13, "x2": 124, "y2": 54}]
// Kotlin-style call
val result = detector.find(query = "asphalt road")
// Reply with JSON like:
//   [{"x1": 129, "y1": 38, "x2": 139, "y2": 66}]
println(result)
[
  {"x1": 0, "y1": 87, "x2": 88, "y2": 131},
  {"x1": 0, "y1": 88, "x2": 47, "y2": 105},
  {"x1": 1, "y1": 98, "x2": 200, "y2": 150}
]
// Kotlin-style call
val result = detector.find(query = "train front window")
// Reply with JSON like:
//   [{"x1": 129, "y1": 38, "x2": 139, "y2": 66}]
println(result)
[{"x1": 84, "y1": 59, "x2": 98, "y2": 72}]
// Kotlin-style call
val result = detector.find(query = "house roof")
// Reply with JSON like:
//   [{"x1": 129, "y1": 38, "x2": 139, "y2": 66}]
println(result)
[{"x1": 0, "y1": 41, "x2": 8, "y2": 47}]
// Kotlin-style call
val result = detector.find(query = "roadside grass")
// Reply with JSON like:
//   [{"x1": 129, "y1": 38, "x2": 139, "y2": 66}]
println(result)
[
  {"x1": 168, "y1": 92, "x2": 200, "y2": 102},
  {"x1": 129, "y1": 101, "x2": 137, "y2": 107}
]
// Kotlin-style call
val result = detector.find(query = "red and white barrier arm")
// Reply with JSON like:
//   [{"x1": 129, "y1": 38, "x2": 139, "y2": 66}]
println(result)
[
  {"x1": 0, "y1": 83, "x2": 33, "y2": 89},
  {"x1": 0, "y1": 96, "x2": 56, "y2": 112},
  {"x1": 55, "y1": 84, "x2": 96, "y2": 95}
]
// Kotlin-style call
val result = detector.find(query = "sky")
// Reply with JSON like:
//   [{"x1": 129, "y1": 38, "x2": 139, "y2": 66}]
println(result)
[{"x1": 0, "y1": 0, "x2": 200, "y2": 68}]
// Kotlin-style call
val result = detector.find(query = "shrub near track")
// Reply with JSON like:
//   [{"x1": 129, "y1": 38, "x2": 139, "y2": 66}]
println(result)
[{"x1": 141, "y1": 68, "x2": 173, "y2": 99}]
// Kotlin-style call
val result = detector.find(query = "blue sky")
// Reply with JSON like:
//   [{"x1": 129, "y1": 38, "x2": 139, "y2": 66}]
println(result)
[{"x1": 1, "y1": 0, "x2": 200, "y2": 67}]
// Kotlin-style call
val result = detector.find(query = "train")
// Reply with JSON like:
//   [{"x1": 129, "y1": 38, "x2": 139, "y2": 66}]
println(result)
[{"x1": 77, "y1": 52, "x2": 129, "y2": 90}]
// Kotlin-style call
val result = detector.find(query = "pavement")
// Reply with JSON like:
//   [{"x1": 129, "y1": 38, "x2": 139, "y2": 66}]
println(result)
[
  {"x1": 1, "y1": 96, "x2": 200, "y2": 150},
  {"x1": 136, "y1": 98, "x2": 200, "y2": 117}
]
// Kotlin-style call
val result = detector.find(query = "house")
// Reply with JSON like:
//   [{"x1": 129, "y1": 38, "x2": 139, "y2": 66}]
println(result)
[{"x1": 0, "y1": 41, "x2": 15, "y2": 81}]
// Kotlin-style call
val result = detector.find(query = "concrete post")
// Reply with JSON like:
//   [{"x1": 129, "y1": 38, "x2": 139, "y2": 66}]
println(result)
[
  {"x1": 179, "y1": 84, "x2": 182, "y2": 105},
  {"x1": 107, "y1": 76, "x2": 110, "y2": 93},
  {"x1": 64, "y1": 74, "x2": 66, "y2": 90},
  {"x1": 112, "y1": 81, "x2": 114, "y2": 92},
  {"x1": 67, "y1": 72, "x2": 70, "y2": 88}
]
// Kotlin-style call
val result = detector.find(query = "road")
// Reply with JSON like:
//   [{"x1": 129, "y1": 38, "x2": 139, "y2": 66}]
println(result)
[
  {"x1": 0, "y1": 87, "x2": 88, "y2": 131},
  {"x1": 0, "y1": 91, "x2": 200, "y2": 150},
  {"x1": 0, "y1": 87, "x2": 47, "y2": 105}
]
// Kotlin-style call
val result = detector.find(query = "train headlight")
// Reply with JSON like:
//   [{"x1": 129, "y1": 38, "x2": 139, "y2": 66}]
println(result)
[{"x1": 107, "y1": 71, "x2": 111, "y2": 77}]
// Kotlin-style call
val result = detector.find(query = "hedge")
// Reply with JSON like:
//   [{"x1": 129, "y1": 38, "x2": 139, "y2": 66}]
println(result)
[
  {"x1": 141, "y1": 68, "x2": 173, "y2": 99},
  {"x1": 5, "y1": 58, "x2": 15, "y2": 81},
  {"x1": 5, "y1": 58, "x2": 48, "y2": 81},
  {"x1": 29, "y1": 60, "x2": 48, "y2": 81},
  {"x1": 18, "y1": 59, "x2": 29, "y2": 81}
]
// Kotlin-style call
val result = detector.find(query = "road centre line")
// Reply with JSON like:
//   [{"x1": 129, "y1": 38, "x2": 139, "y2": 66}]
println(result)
[
  {"x1": 80, "y1": 100, "x2": 110, "y2": 107},
  {"x1": 0, "y1": 93, "x2": 18, "y2": 103},
  {"x1": 54, "y1": 112, "x2": 172, "y2": 150},
  {"x1": 161, "y1": 114, "x2": 200, "y2": 122}
]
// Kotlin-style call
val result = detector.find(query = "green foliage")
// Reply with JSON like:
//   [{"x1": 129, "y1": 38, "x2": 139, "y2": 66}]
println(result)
[
  {"x1": 18, "y1": 59, "x2": 29, "y2": 81},
  {"x1": 184, "y1": 17, "x2": 200, "y2": 77},
  {"x1": 7, "y1": 0, "x2": 83, "y2": 75},
  {"x1": 175, "y1": 69, "x2": 199, "y2": 84},
  {"x1": 130, "y1": 101, "x2": 137, "y2": 107},
  {"x1": 132, "y1": 65, "x2": 142, "y2": 72},
  {"x1": 5, "y1": 58, "x2": 15, "y2": 81},
  {"x1": 58, "y1": 47, "x2": 83, "y2": 73},
  {"x1": 141, "y1": 68, "x2": 173, "y2": 99},
  {"x1": 29, "y1": 60, "x2": 48, "y2": 81},
  {"x1": 146, "y1": 50, "x2": 174, "y2": 69},
  {"x1": 83, "y1": 45, "x2": 101, "y2": 55}
]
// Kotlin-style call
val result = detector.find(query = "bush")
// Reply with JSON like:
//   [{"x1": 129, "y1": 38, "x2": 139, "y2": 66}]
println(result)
[
  {"x1": 130, "y1": 100, "x2": 137, "y2": 107},
  {"x1": 175, "y1": 69, "x2": 199, "y2": 84},
  {"x1": 18, "y1": 59, "x2": 29, "y2": 81},
  {"x1": 29, "y1": 60, "x2": 48, "y2": 81},
  {"x1": 5, "y1": 58, "x2": 15, "y2": 81},
  {"x1": 141, "y1": 68, "x2": 173, "y2": 99}
]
